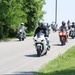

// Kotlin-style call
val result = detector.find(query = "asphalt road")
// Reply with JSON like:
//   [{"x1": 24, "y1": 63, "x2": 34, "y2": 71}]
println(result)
[{"x1": 0, "y1": 31, "x2": 75, "y2": 75}]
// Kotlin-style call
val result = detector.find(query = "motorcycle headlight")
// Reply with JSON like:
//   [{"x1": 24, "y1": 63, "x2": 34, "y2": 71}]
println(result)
[{"x1": 59, "y1": 33, "x2": 62, "y2": 35}]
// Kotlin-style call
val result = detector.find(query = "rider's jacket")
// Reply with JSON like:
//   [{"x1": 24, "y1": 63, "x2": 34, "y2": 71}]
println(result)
[
  {"x1": 18, "y1": 25, "x2": 26, "y2": 33},
  {"x1": 34, "y1": 26, "x2": 49, "y2": 37},
  {"x1": 71, "y1": 24, "x2": 75, "y2": 29},
  {"x1": 59, "y1": 25, "x2": 67, "y2": 32}
]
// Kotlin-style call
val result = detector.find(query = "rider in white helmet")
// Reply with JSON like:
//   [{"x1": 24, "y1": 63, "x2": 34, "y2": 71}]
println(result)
[{"x1": 18, "y1": 22, "x2": 27, "y2": 38}]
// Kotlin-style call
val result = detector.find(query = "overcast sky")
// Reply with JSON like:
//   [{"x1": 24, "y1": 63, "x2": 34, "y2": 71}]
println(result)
[{"x1": 43, "y1": 0, "x2": 75, "y2": 27}]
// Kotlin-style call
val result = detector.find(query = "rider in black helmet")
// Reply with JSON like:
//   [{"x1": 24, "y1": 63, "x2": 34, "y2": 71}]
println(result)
[
  {"x1": 59, "y1": 21, "x2": 68, "y2": 42},
  {"x1": 34, "y1": 22, "x2": 50, "y2": 50},
  {"x1": 62, "y1": 21, "x2": 65, "y2": 26},
  {"x1": 34, "y1": 22, "x2": 47, "y2": 37},
  {"x1": 59, "y1": 21, "x2": 67, "y2": 31},
  {"x1": 67, "y1": 20, "x2": 71, "y2": 30},
  {"x1": 71, "y1": 22, "x2": 75, "y2": 29},
  {"x1": 18, "y1": 23, "x2": 27, "y2": 38}
]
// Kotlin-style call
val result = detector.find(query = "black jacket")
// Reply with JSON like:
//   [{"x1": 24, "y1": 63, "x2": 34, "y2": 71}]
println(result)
[
  {"x1": 59, "y1": 25, "x2": 67, "y2": 31},
  {"x1": 34, "y1": 26, "x2": 49, "y2": 37}
]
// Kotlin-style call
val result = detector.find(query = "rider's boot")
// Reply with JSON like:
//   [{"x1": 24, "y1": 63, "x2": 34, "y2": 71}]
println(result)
[{"x1": 47, "y1": 45, "x2": 51, "y2": 51}]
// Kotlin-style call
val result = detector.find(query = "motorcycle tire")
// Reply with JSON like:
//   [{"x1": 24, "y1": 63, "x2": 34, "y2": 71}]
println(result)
[
  {"x1": 19, "y1": 38, "x2": 21, "y2": 41},
  {"x1": 22, "y1": 38, "x2": 24, "y2": 41},
  {"x1": 37, "y1": 46, "x2": 41, "y2": 57},
  {"x1": 71, "y1": 34, "x2": 74, "y2": 39},
  {"x1": 44, "y1": 50, "x2": 47, "y2": 55},
  {"x1": 72, "y1": 36, "x2": 74, "y2": 39},
  {"x1": 61, "y1": 39, "x2": 65, "y2": 45}
]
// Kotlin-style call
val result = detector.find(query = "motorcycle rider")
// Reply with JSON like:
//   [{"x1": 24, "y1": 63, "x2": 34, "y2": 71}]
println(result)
[
  {"x1": 71, "y1": 22, "x2": 75, "y2": 29},
  {"x1": 51, "y1": 21, "x2": 57, "y2": 32},
  {"x1": 59, "y1": 21, "x2": 68, "y2": 31},
  {"x1": 34, "y1": 22, "x2": 50, "y2": 50},
  {"x1": 67, "y1": 20, "x2": 71, "y2": 30},
  {"x1": 46, "y1": 23, "x2": 51, "y2": 36},
  {"x1": 69, "y1": 22, "x2": 75, "y2": 37},
  {"x1": 51, "y1": 21, "x2": 55, "y2": 31},
  {"x1": 59, "y1": 21, "x2": 68, "y2": 42},
  {"x1": 18, "y1": 23, "x2": 27, "y2": 38}
]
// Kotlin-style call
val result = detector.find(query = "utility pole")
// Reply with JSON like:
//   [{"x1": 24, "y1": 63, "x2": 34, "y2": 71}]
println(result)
[{"x1": 55, "y1": 0, "x2": 57, "y2": 23}]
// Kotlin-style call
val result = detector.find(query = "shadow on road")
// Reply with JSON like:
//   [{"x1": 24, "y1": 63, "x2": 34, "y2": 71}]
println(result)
[
  {"x1": 4, "y1": 69, "x2": 75, "y2": 75},
  {"x1": 0, "y1": 39, "x2": 23, "y2": 43},
  {"x1": 25, "y1": 53, "x2": 47, "y2": 58},
  {"x1": 4, "y1": 71, "x2": 38, "y2": 75},
  {"x1": 53, "y1": 44, "x2": 62, "y2": 46},
  {"x1": 25, "y1": 54, "x2": 37, "y2": 57},
  {"x1": 68, "y1": 37, "x2": 75, "y2": 39}
]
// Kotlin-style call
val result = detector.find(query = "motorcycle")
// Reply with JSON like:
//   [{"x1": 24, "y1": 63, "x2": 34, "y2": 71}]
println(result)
[
  {"x1": 18, "y1": 29, "x2": 26, "y2": 41},
  {"x1": 33, "y1": 31, "x2": 49, "y2": 57},
  {"x1": 59, "y1": 29, "x2": 68, "y2": 45},
  {"x1": 69, "y1": 28, "x2": 75, "y2": 39}
]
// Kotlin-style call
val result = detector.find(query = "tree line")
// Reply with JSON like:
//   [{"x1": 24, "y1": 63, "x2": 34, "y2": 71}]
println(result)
[{"x1": 0, "y1": 0, "x2": 46, "y2": 39}]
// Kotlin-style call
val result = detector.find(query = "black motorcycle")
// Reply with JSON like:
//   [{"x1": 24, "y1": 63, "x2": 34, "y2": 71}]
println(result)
[{"x1": 69, "y1": 28, "x2": 75, "y2": 39}]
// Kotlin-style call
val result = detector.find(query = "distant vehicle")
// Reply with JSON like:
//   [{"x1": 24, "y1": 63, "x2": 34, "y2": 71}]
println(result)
[
  {"x1": 69, "y1": 28, "x2": 75, "y2": 39},
  {"x1": 59, "y1": 29, "x2": 68, "y2": 45},
  {"x1": 18, "y1": 29, "x2": 26, "y2": 41}
]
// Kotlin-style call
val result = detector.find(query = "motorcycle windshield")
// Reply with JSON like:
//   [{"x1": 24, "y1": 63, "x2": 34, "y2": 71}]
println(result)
[
  {"x1": 61, "y1": 29, "x2": 66, "y2": 32},
  {"x1": 37, "y1": 32, "x2": 45, "y2": 38}
]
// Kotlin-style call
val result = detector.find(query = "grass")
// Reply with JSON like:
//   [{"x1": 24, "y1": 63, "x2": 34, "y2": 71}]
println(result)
[
  {"x1": 35, "y1": 46, "x2": 75, "y2": 75},
  {"x1": 26, "y1": 32, "x2": 34, "y2": 37},
  {"x1": 0, "y1": 32, "x2": 34, "y2": 42}
]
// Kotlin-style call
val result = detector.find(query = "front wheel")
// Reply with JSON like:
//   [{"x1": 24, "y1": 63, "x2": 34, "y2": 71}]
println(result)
[
  {"x1": 44, "y1": 50, "x2": 47, "y2": 55},
  {"x1": 37, "y1": 46, "x2": 41, "y2": 57},
  {"x1": 72, "y1": 35, "x2": 74, "y2": 39},
  {"x1": 61, "y1": 38, "x2": 65, "y2": 45},
  {"x1": 22, "y1": 38, "x2": 24, "y2": 41},
  {"x1": 19, "y1": 37, "x2": 21, "y2": 41}
]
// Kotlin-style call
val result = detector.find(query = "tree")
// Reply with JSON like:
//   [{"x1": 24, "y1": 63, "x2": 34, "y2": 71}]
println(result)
[
  {"x1": 0, "y1": 0, "x2": 46, "y2": 39},
  {"x1": 23, "y1": 0, "x2": 46, "y2": 32},
  {"x1": 8, "y1": 0, "x2": 27, "y2": 37},
  {"x1": 0, "y1": 0, "x2": 27, "y2": 38},
  {"x1": 0, "y1": 0, "x2": 10, "y2": 38}
]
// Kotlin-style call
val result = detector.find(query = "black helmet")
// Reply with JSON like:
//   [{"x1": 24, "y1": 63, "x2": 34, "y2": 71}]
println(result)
[
  {"x1": 21, "y1": 22, "x2": 24, "y2": 25},
  {"x1": 72, "y1": 22, "x2": 74, "y2": 25},
  {"x1": 38, "y1": 22, "x2": 44, "y2": 27},
  {"x1": 62, "y1": 21, "x2": 66, "y2": 26},
  {"x1": 40, "y1": 23, "x2": 44, "y2": 27}
]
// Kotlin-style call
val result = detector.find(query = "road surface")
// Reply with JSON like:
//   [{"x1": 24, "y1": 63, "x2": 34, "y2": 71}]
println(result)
[{"x1": 0, "y1": 31, "x2": 75, "y2": 75}]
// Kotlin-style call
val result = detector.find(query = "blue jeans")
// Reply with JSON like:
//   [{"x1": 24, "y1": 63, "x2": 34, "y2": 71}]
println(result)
[{"x1": 45, "y1": 37, "x2": 50, "y2": 46}]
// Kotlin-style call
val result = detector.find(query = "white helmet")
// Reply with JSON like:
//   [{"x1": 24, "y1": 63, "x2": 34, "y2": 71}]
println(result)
[{"x1": 21, "y1": 23, "x2": 24, "y2": 25}]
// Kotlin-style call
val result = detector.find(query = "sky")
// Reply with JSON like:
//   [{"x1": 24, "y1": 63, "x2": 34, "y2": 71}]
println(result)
[{"x1": 43, "y1": 0, "x2": 75, "y2": 27}]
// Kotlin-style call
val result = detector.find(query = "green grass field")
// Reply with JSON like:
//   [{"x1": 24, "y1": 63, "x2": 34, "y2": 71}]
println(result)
[{"x1": 35, "y1": 46, "x2": 75, "y2": 75}]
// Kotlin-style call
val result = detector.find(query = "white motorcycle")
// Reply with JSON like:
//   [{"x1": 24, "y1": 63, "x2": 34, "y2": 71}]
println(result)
[
  {"x1": 33, "y1": 31, "x2": 48, "y2": 57},
  {"x1": 18, "y1": 29, "x2": 26, "y2": 41}
]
